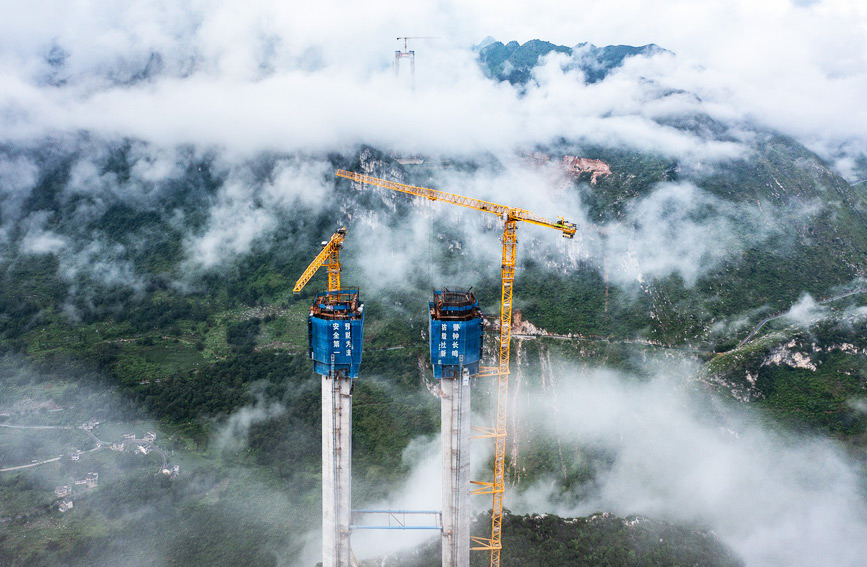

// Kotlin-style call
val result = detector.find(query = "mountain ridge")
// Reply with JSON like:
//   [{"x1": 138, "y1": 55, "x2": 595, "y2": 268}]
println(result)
[{"x1": 476, "y1": 38, "x2": 671, "y2": 85}]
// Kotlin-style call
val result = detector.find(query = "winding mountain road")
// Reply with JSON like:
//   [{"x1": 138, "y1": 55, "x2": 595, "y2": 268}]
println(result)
[
  {"x1": 0, "y1": 456, "x2": 62, "y2": 472},
  {"x1": 735, "y1": 288, "x2": 867, "y2": 349},
  {"x1": 0, "y1": 424, "x2": 73, "y2": 430},
  {"x1": 0, "y1": 423, "x2": 167, "y2": 473},
  {"x1": 0, "y1": 423, "x2": 93, "y2": 472}
]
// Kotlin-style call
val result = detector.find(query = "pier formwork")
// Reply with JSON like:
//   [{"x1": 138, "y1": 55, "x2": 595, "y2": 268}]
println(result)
[
  {"x1": 309, "y1": 290, "x2": 364, "y2": 567},
  {"x1": 429, "y1": 290, "x2": 483, "y2": 567}
]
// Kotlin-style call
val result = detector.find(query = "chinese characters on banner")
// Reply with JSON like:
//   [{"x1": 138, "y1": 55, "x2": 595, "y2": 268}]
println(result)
[
  {"x1": 437, "y1": 322, "x2": 462, "y2": 361},
  {"x1": 331, "y1": 321, "x2": 352, "y2": 358}
]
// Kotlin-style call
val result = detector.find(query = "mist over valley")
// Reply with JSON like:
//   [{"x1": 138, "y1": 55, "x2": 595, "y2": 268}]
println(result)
[{"x1": 1, "y1": 3, "x2": 866, "y2": 566}]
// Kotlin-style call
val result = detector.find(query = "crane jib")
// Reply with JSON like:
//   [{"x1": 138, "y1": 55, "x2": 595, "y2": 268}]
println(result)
[
  {"x1": 292, "y1": 227, "x2": 347, "y2": 293},
  {"x1": 334, "y1": 170, "x2": 577, "y2": 236}
]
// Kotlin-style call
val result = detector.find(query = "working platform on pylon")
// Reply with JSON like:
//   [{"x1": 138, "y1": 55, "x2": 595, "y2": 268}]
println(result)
[
  {"x1": 308, "y1": 289, "x2": 365, "y2": 379},
  {"x1": 429, "y1": 289, "x2": 483, "y2": 380}
]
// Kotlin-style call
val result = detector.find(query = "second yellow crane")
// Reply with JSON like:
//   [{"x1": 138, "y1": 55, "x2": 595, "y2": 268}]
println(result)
[
  {"x1": 293, "y1": 227, "x2": 347, "y2": 293},
  {"x1": 335, "y1": 169, "x2": 576, "y2": 567}
]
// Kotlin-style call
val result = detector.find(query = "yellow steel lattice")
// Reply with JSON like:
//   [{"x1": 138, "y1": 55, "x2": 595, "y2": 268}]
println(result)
[
  {"x1": 293, "y1": 227, "x2": 347, "y2": 293},
  {"x1": 336, "y1": 171, "x2": 575, "y2": 567}
]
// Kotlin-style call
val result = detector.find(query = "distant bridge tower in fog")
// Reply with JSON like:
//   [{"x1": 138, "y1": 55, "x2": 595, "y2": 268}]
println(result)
[{"x1": 394, "y1": 36, "x2": 438, "y2": 89}]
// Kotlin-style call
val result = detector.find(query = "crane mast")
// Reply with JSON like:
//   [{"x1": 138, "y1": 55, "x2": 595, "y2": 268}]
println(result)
[
  {"x1": 293, "y1": 227, "x2": 347, "y2": 293},
  {"x1": 335, "y1": 170, "x2": 575, "y2": 567},
  {"x1": 466, "y1": 218, "x2": 515, "y2": 566}
]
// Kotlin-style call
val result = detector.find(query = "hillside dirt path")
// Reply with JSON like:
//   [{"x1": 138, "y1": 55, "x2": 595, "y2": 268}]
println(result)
[{"x1": 735, "y1": 288, "x2": 867, "y2": 349}]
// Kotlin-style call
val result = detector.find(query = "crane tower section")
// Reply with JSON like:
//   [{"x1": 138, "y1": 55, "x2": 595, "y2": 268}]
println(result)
[
  {"x1": 335, "y1": 169, "x2": 577, "y2": 567},
  {"x1": 308, "y1": 290, "x2": 365, "y2": 379}
]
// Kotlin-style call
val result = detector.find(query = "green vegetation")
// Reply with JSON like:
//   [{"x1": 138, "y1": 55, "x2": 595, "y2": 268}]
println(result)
[
  {"x1": 496, "y1": 513, "x2": 742, "y2": 567},
  {"x1": 477, "y1": 40, "x2": 667, "y2": 85},
  {"x1": 704, "y1": 318, "x2": 867, "y2": 441},
  {"x1": 372, "y1": 512, "x2": 743, "y2": 567},
  {"x1": 571, "y1": 146, "x2": 678, "y2": 222},
  {"x1": 478, "y1": 39, "x2": 571, "y2": 85},
  {"x1": 1, "y1": 126, "x2": 866, "y2": 566}
]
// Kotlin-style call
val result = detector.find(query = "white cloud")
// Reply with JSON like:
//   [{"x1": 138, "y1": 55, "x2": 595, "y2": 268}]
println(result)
[
  {"x1": 576, "y1": 181, "x2": 804, "y2": 287},
  {"x1": 20, "y1": 211, "x2": 67, "y2": 255},
  {"x1": 185, "y1": 179, "x2": 278, "y2": 269},
  {"x1": 1, "y1": 1, "x2": 864, "y2": 301},
  {"x1": 347, "y1": 435, "x2": 443, "y2": 559},
  {"x1": 213, "y1": 395, "x2": 286, "y2": 454},
  {"x1": 0, "y1": 154, "x2": 39, "y2": 223},
  {"x1": 782, "y1": 293, "x2": 829, "y2": 326},
  {"x1": 182, "y1": 157, "x2": 333, "y2": 270},
  {"x1": 59, "y1": 240, "x2": 146, "y2": 290},
  {"x1": 21, "y1": 231, "x2": 66, "y2": 255},
  {"x1": 512, "y1": 362, "x2": 867, "y2": 567},
  {"x1": 0, "y1": 1, "x2": 864, "y2": 171}
]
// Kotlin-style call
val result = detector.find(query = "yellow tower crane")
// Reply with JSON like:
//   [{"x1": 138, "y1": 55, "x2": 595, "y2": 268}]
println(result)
[
  {"x1": 293, "y1": 226, "x2": 348, "y2": 293},
  {"x1": 335, "y1": 170, "x2": 576, "y2": 567}
]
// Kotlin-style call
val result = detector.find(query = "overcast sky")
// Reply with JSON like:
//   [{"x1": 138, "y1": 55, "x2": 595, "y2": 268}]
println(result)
[{"x1": 1, "y1": 0, "x2": 866, "y2": 174}]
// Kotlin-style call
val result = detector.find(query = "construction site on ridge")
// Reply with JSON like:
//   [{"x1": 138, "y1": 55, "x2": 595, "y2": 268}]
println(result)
[{"x1": 296, "y1": 168, "x2": 577, "y2": 567}]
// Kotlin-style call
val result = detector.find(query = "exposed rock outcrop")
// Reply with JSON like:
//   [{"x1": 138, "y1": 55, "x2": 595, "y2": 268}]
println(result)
[{"x1": 562, "y1": 156, "x2": 612, "y2": 184}]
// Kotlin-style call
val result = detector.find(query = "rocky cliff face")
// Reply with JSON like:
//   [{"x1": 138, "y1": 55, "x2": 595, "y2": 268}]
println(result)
[
  {"x1": 511, "y1": 309, "x2": 549, "y2": 335},
  {"x1": 701, "y1": 314, "x2": 867, "y2": 437},
  {"x1": 562, "y1": 156, "x2": 613, "y2": 184}
]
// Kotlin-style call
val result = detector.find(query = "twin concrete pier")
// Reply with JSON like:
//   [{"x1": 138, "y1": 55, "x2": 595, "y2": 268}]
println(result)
[
  {"x1": 313, "y1": 288, "x2": 481, "y2": 567},
  {"x1": 322, "y1": 375, "x2": 353, "y2": 567},
  {"x1": 308, "y1": 290, "x2": 364, "y2": 567},
  {"x1": 440, "y1": 372, "x2": 472, "y2": 567},
  {"x1": 430, "y1": 289, "x2": 484, "y2": 567}
]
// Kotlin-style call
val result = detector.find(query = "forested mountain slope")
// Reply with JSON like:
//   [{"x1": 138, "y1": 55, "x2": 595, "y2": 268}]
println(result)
[{"x1": 1, "y1": 33, "x2": 865, "y2": 567}]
